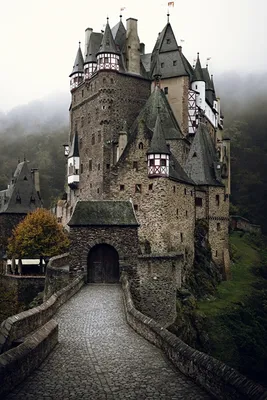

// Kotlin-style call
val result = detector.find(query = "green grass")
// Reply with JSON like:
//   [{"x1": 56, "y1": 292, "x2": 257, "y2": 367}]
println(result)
[{"x1": 198, "y1": 232, "x2": 260, "y2": 316}]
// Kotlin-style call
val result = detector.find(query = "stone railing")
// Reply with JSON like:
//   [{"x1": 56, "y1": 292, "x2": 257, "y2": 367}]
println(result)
[
  {"x1": 0, "y1": 272, "x2": 84, "y2": 397},
  {"x1": 44, "y1": 253, "x2": 70, "y2": 301},
  {"x1": 121, "y1": 272, "x2": 267, "y2": 400},
  {"x1": 0, "y1": 274, "x2": 84, "y2": 354}
]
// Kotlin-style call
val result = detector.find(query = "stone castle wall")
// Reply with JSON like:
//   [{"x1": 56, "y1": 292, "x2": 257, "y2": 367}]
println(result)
[
  {"x1": 69, "y1": 226, "x2": 139, "y2": 277},
  {"x1": 208, "y1": 186, "x2": 229, "y2": 270},
  {"x1": 70, "y1": 71, "x2": 150, "y2": 202}
]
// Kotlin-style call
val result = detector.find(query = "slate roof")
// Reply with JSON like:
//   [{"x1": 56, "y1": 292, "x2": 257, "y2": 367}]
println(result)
[
  {"x1": 131, "y1": 86, "x2": 183, "y2": 140},
  {"x1": 84, "y1": 33, "x2": 103, "y2": 64},
  {"x1": 192, "y1": 54, "x2": 204, "y2": 82},
  {"x1": 147, "y1": 115, "x2": 171, "y2": 155},
  {"x1": 111, "y1": 20, "x2": 126, "y2": 52},
  {"x1": 68, "y1": 131, "x2": 79, "y2": 158},
  {"x1": 68, "y1": 201, "x2": 138, "y2": 226},
  {"x1": 185, "y1": 123, "x2": 223, "y2": 186},
  {"x1": 70, "y1": 45, "x2": 84, "y2": 77},
  {"x1": 202, "y1": 68, "x2": 217, "y2": 107},
  {"x1": 150, "y1": 22, "x2": 193, "y2": 80},
  {"x1": 169, "y1": 154, "x2": 194, "y2": 185},
  {"x1": 0, "y1": 161, "x2": 42, "y2": 214},
  {"x1": 97, "y1": 20, "x2": 119, "y2": 55}
]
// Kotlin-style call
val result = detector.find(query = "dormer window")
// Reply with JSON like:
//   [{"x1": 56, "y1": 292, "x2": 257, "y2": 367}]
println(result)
[
  {"x1": 167, "y1": 38, "x2": 171, "y2": 44},
  {"x1": 161, "y1": 62, "x2": 164, "y2": 68},
  {"x1": 30, "y1": 196, "x2": 36, "y2": 204},
  {"x1": 16, "y1": 195, "x2": 21, "y2": 204},
  {"x1": 173, "y1": 60, "x2": 177, "y2": 66}
]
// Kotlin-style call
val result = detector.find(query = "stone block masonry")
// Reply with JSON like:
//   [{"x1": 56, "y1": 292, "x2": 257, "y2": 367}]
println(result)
[
  {"x1": 121, "y1": 272, "x2": 267, "y2": 400},
  {"x1": 0, "y1": 320, "x2": 58, "y2": 398}
]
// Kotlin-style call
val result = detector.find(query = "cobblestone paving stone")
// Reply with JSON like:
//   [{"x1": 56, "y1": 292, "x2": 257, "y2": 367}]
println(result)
[{"x1": 6, "y1": 285, "x2": 212, "y2": 400}]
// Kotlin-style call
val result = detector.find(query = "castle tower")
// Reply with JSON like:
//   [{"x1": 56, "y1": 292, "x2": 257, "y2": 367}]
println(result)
[
  {"x1": 191, "y1": 53, "x2": 205, "y2": 112},
  {"x1": 84, "y1": 31, "x2": 103, "y2": 79},
  {"x1": 147, "y1": 115, "x2": 170, "y2": 177},
  {"x1": 96, "y1": 18, "x2": 120, "y2": 71},
  {"x1": 69, "y1": 43, "x2": 84, "y2": 91}
]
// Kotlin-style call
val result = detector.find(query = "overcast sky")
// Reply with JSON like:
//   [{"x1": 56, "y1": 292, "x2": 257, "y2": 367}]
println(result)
[{"x1": 0, "y1": 0, "x2": 266, "y2": 112}]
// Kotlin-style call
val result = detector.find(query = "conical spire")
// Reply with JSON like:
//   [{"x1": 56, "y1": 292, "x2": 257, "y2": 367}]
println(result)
[
  {"x1": 70, "y1": 43, "x2": 84, "y2": 77},
  {"x1": 147, "y1": 115, "x2": 171, "y2": 155},
  {"x1": 97, "y1": 18, "x2": 118, "y2": 54},
  {"x1": 192, "y1": 53, "x2": 204, "y2": 82},
  {"x1": 84, "y1": 33, "x2": 103, "y2": 63}
]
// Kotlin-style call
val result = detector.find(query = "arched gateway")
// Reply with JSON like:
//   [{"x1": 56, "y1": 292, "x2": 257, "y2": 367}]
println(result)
[{"x1": 87, "y1": 244, "x2": 119, "y2": 283}]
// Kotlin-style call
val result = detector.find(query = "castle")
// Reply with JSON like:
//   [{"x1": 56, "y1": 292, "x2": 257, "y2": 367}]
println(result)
[{"x1": 57, "y1": 14, "x2": 230, "y2": 325}]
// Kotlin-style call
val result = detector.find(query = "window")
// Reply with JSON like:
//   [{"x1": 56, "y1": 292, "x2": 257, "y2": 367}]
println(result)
[
  {"x1": 176, "y1": 209, "x2": 179, "y2": 217},
  {"x1": 92, "y1": 134, "x2": 95, "y2": 145},
  {"x1": 98, "y1": 163, "x2": 101, "y2": 171},
  {"x1": 161, "y1": 62, "x2": 164, "y2": 68},
  {"x1": 216, "y1": 194, "x2": 220, "y2": 206},
  {"x1": 120, "y1": 185, "x2": 125, "y2": 191},
  {"x1": 90, "y1": 183, "x2": 92, "y2": 188},
  {"x1": 133, "y1": 161, "x2": 138, "y2": 171},
  {"x1": 173, "y1": 60, "x2": 177, "y2": 66},
  {"x1": 217, "y1": 223, "x2": 221, "y2": 231},
  {"x1": 89, "y1": 160, "x2": 92, "y2": 171},
  {"x1": 134, "y1": 204, "x2": 138, "y2": 211},
  {"x1": 149, "y1": 184, "x2": 153, "y2": 191},
  {"x1": 81, "y1": 117, "x2": 84, "y2": 127},
  {"x1": 160, "y1": 159, "x2": 166, "y2": 166},
  {"x1": 193, "y1": 152, "x2": 197, "y2": 157},
  {"x1": 180, "y1": 233, "x2": 184, "y2": 242},
  {"x1": 191, "y1": 190, "x2": 193, "y2": 196},
  {"x1": 82, "y1": 90, "x2": 84, "y2": 98},
  {"x1": 81, "y1": 164, "x2": 83, "y2": 173},
  {"x1": 135, "y1": 184, "x2": 142, "y2": 193},
  {"x1": 149, "y1": 159, "x2": 155, "y2": 166},
  {"x1": 173, "y1": 186, "x2": 176, "y2": 193},
  {"x1": 167, "y1": 38, "x2": 171, "y2": 44},
  {"x1": 106, "y1": 164, "x2": 110, "y2": 170},
  {"x1": 110, "y1": 78, "x2": 114, "y2": 84},
  {"x1": 164, "y1": 87, "x2": 168, "y2": 95},
  {"x1": 103, "y1": 78, "x2": 106, "y2": 84},
  {"x1": 23, "y1": 176, "x2": 28, "y2": 181},
  {"x1": 186, "y1": 210, "x2": 188, "y2": 217},
  {"x1": 16, "y1": 195, "x2": 21, "y2": 204},
  {"x1": 195, "y1": 197, "x2": 203, "y2": 207},
  {"x1": 97, "y1": 188, "x2": 100, "y2": 194},
  {"x1": 184, "y1": 188, "x2": 187, "y2": 195},
  {"x1": 138, "y1": 142, "x2": 143, "y2": 149},
  {"x1": 195, "y1": 85, "x2": 198, "y2": 90},
  {"x1": 98, "y1": 133, "x2": 101, "y2": 143},
  {"x1": 215, "y1": 250, "x2": 218, "y2": 257},
  {"x1": 30, "y1": 196, "x2": 36, "y2": 204}
]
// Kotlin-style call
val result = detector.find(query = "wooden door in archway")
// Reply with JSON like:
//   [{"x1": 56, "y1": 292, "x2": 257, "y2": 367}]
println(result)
[{"x1": 87, "y1": 244, "x2": 119, "y2": 283}]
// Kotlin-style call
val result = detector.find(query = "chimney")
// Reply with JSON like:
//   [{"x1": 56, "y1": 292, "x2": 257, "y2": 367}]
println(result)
[
  {"x1": 140, "y1": 43, "x2": 145, "y2": 55},
  {"x1": 84, "y1": 28, "x2": 93, "y2": 57},
  {"x1": 126, "y1": 18, "x2": 140, "y2": 75}
]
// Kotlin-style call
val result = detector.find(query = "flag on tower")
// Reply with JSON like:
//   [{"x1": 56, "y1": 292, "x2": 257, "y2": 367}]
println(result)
[
  {"x1": 168, "y1": 2, "x2": 174, "y2": 7},
  {"x1": 120, "y1": 6, "x2": 126, "y2": 11}
]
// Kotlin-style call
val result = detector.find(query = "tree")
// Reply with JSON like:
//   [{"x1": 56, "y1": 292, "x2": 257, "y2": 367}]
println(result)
[{"x1": 8, "y1": 208, "x2": 69, "y2": 261}]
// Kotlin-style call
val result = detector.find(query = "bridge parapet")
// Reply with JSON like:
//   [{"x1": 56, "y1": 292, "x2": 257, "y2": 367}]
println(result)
[{"x1": 121, "y1": 272, "x2": 267, "y2": 400}]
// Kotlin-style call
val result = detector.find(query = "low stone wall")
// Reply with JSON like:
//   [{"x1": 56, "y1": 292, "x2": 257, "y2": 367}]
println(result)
[
  {"x1": 121, "y1": 272, "x2": 267, "y2": 400},
  {"x1": 0, "y1": 320, "x2": 58, "y2": 398},
  {"x1": 0, "y1": 274, "x2": 84, "y2": 354},
  {"x1": 44, "y1": 253, "x2": 70, "y2": 301}
]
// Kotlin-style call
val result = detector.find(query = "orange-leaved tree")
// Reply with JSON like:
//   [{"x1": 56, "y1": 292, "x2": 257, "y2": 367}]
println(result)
[{"x1": 8, "y1": 208, "x2": 69, "y2": 261}]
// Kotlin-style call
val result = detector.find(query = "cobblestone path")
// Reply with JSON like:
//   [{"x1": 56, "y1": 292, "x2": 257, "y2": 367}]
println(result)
[{"x1": 6, "y1": 285, "x2": 212, "y2": 400}]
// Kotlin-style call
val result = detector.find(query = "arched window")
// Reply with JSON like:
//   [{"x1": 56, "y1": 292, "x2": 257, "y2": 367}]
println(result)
[{"x1": 138, "y1": 142, "x2": 144, "y2": 149}]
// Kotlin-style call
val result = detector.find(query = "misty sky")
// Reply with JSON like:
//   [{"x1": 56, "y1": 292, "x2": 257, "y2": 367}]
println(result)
[{"x1": 0, "y1": 0, "x2": 266, "y2": 112}]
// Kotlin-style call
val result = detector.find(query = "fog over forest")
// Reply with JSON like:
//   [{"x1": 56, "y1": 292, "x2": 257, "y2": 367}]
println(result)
[{"x1": 0, "y1": 71, "x2": 267, "y2": 230}]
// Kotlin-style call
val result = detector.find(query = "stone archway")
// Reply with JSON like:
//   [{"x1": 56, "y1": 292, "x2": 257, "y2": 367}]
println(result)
[{"x1": 87, "y1": 243, "x2": 119, "y2": 283}]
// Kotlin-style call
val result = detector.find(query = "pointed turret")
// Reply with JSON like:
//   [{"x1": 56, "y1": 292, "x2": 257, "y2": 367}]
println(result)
[
  {"x1": 84, "y1": 32, "x2": 103, "y2": 79},
  {"x1": 68, "y1": 132, "x2": 80, "y2": 189},
  {"x1": 69, "y1": 43, "x2": 84, "y2": 91},
  {"x1": 185, "y1": 123, "x2": 222, "y2": 186},
  {"x1": 97, "y1": 18, "x2": 120, "y2": 71},
  {"x1": 191, "y1": 53, "x2": 205, "y2": 111},
  {"x1": 147, "y1": 115, "x2": 170, "y2": 178}
]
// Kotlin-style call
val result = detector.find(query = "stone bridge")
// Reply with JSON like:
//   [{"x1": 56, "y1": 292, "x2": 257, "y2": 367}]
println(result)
[{"x1": 4, "y1": 284, "x2": 211, "y2": 400}]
